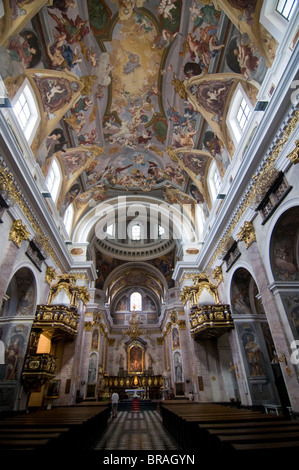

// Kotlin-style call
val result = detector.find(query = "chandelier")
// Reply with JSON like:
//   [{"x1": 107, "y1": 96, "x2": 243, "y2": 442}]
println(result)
[{"x1": 122, "y1": 309, "x2": 146, "y2": 340}]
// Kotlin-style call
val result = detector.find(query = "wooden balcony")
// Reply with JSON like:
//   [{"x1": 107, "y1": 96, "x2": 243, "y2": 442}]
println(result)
[
  {"x1": 189, "y1": 304, "x2": 234, "y2": 339},
  {"x1": 22, "y1": 353, "x2": 57, "y2": 391},
  {"x1": 34, "y1": 304, "x2": 79, "y2": 340}
]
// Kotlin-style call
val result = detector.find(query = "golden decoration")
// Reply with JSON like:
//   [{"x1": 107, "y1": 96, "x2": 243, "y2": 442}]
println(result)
[
  {"x1": 171, "y1": 73, "x2": 187, "y2": 100},
  {"x1": 212, "y1": 266, "x2": 223, "y2": 284},
  {"x1": 180, "y1": 272, "x2": 219, "y2": 306},
  {"x1": 189, "y1": 304, "x2": 233, "y2": 339},
  {"x1": 208, "y1": 110, "x2": 299, "y2": 268},
  {"x1": 177, "y1": 320, "x2": 186, "y2": 330},
  {"x1": 48, "y1": 274, "x2": 90, "y2": 307},
  {"x1": 45, "y1": 266, "x2": 57, "y2": 285},
  {"x1": 0, "y1": 164, "x2": 63, "y2": 271},
  {"x1": 9, "y1": 219, "x2": 30, "y2": 247},
  {"x1": 122, "y1": 310, "x2": 146, "y2": 340},
  {"x1": 237, "y1": 221, "x2": 256, "y2": 249}
]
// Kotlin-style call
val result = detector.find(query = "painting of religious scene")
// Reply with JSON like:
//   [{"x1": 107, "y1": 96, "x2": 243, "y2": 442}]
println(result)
[
  {"x1": 173, "y1": 350, "x2": 183, "y2": 383},
  {"x1": 241, "y1": 328, "x2": 266, "y2": 377},
  {"x1": 90, "y1": 328, "x2": 99, "y2": 351},
  {"x1": 270, "y1": 208, "x2": 299, "y2": 282},
  {"x1": 4, "y1": 325, "x2": 29, "y2": 381},
  {"x1": 230, "y1": 268, "x2": 252, "y2": 315},
  {"x1": 280, "y1": 294, "x2": 299, "y2": 342},
  {"x1": 171, "y1": 327, "x2": 180, "y2": 350},
  {"x1": 128, "y1": 344, "x2": 143, "y2": 374},
  {"x1": 87, "y1": 352, "x2": 98, "y2": 384}
]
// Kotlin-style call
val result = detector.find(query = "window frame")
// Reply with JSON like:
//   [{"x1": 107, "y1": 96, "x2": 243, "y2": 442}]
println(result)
[
  {"x1": 63, "y1": 203, "x2": 74, "y2": 237},
  {"x1": 208, "y1": 160, "x2": 222, "y2": 203},
  {"x1": 276, "y1": 0, "x2": 297, "y2": 20},
  {"x1": 45, "y1": 157, "x2": 63, "y2": 204},
  {"x1": 227, "y1": 83, "x2": 253, "y2": 146},
  {"x1": 130, "y1": 292, "x2": 142, "y2": 311},
  {"x1": 11, "y1": 80, "x2": 40, "y2": 145}
]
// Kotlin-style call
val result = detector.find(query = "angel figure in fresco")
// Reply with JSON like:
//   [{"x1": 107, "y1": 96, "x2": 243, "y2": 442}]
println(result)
[
  {"x1": 48, "y1": 0, "x2": 76, "y2": 13},
  {"x1": 189, "y1": 2, "x2": 221, "y2": 31},
  {"x1": 152, "y1": 29, "x2": 181, "y2": 50},
  {"x1": 233, "y1": 35, "x2": 260, "y2": 80},
  {"x1": 78, "y1": 129, "x2": 98, "y2": 146},
  {"x1": 48, "y1": 11, "x2": 90, "y2": 44},
  {"x1": 173, "y1": 128, "x2": 197, "y2": 149},
  {"x1": 7, "y1": 31, "x2": 41, "y2": 69},
  {"x1": 47, "y1": 33, "x2": 82, "y2": 70}
]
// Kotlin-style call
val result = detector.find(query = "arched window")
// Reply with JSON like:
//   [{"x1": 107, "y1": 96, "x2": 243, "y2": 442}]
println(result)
[
  {"x1": 130, "y1": 292, "x2": 142, "y2": 311},
  {"x1": 208, "y1": 161, "x2": 222, "y2": 203},
  {"x1": 131, "y1": 223, "x2": 141, "y2": 241},
  {"x1": 12, "y1": 81, "x2": 40, "y2": 144},
  {"x1": 45, "y1": 158, "x2": 62, "y2": 204},
  {"x1": 63, "y1": 203, "x2": 74, "y2": 237}
]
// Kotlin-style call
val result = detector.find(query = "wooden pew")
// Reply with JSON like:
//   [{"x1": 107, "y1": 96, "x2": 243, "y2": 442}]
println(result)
[
  {"x1": 160, "y1": 402, "x2": 287, "y2": 451},
  {"x1": 0, "y1": 403, "x2": 110, "y2": 451}
]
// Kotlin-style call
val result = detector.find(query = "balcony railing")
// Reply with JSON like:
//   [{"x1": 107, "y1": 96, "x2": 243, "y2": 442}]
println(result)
[
  {"x1": 34, "y1": 304, "x2": 79, "y2": 340},
  {"x1": 189, "y1": 304, "x2": 234, "y2": 339},
  {"x1": 22, "y1": 353, "x2": 57, "y2": 391}
]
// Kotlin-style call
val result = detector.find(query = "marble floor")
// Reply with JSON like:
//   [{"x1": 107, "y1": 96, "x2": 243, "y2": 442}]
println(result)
[{"x1": 93, "y1": 410, "x2": 180, "y2": 450}]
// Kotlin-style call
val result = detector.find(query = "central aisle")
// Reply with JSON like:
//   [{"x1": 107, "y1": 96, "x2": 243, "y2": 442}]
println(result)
[{"x1": 93, "y1": 410, "x2": 180, "y2": 450}]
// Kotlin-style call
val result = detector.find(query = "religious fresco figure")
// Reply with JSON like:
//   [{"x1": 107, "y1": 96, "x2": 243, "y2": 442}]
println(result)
[
  {"x1": 243, "y1": 333, "x2": 265, "y2": 376},
  {"x1": 128, "y1": 344, "x2": 143, "y2": 373}
]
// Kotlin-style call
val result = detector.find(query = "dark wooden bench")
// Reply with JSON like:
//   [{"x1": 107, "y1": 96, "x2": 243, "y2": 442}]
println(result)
[
  {"x1": 160, "y1": 402, "x2": 290, "y2": 451},
  {"x1": 0, "y1": 403, "x2": 110, "y2": 450}
]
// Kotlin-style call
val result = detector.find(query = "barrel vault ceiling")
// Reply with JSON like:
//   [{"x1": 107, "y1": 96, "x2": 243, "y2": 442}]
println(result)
[{"x1": 0, "y1": 0, "x2": 277, "y2": 307}]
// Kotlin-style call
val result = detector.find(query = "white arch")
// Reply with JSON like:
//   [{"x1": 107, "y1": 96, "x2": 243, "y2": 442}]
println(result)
[
  {"x1": 72, "y1": 195, "x2": 198, "y2": 245},
  {"x1": 225, "y1": 259, "x2": 260, "y2": 308}
]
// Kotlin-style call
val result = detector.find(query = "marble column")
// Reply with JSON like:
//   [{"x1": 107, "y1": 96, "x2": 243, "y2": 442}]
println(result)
[{"x1": 244, "y1": 242, "x2": 299, "y2": 411}]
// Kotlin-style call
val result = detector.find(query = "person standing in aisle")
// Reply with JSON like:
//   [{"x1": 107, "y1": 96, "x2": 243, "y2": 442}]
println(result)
[{"x1": 111, "y1": 391, "x2": 119, "y2": 418}]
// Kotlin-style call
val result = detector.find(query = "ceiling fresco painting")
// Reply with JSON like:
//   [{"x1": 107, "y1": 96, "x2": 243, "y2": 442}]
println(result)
[
  {"x1": 0, "y1": 0, "x2": 280, "y2": 303},
  {"x1": 0, "y1": 0, "x2": 274, "y2": 219}
]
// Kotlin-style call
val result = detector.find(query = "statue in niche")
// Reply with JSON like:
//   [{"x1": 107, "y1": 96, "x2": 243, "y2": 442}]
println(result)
[
  {"x1": 174, "y1": 351, "x2": 183, "y2": 382},
  {"x1": 119, "y1": 353, "x2": 125, "y2": 369},
  {"x1": 147, "y1": 353, "x2": 153, "y2": 371}
]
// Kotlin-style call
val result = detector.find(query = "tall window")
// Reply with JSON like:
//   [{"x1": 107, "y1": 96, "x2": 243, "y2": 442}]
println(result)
[
  {"x1": 12, "y1": 83, "x2": 39, "y2": 144},
  {"x1": 63, "y1": 203, "x2": 74, "y2": 236},
  {"x1": 227, "y1": 84, "x2": 253, "y2": 145},
  {"x1": 208, "y1": 161, "x2": 222, "y2": 203},
  {"x1": 45, "y1": 158, "x2": 62, "y2": 203},
  {"x1": 131, "y1": 223, "x2": 141, "y2": 241},
  {"x1": 130, "y1": 292, "x2": 142, "y2": 311},
  {"x1": 236, "y1": 98, "x2": 251, "y2": 131},
  {"x1": 276, "y1": 0, "x2": 296, "y2": 19}
]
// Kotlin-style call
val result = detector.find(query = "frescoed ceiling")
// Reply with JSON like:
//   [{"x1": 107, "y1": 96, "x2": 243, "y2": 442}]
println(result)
[{"x1": 0, "y1": 0, "x2": 275, "y2": 227}]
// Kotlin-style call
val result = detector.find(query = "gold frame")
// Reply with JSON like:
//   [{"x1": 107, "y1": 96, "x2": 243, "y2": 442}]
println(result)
[
  {"x1": 128, "y1": 343, "x2": 144, "y2": 375},
  {"x1": 47, "y1": 380, "x2": 60, "y2": 398},
  {"x1": 90, "y1": 328, "x2": 100, "y2": 351},
  {"x1": 171, "y1": 326, "x2": 180, "y2": 350}
]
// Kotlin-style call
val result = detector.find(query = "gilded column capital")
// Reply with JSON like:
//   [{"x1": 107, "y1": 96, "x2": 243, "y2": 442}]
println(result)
[
  {"x1": 212, "y1": 266, "x2": 223, "y2": 284},
  {"x1": 45, "y1": 266, "x2": 57, "y2": 285},
  {"x1": 9, "y1": 219, "x2": 30, "y2": 247},
  {"x1": 237, "y1": 221, "x2": 256, "y2": 248}
]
